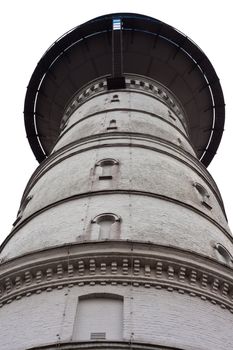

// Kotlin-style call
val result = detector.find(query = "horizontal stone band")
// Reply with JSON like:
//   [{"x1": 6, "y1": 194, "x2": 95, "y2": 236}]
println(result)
[{"x1": 1, "y1": 241, "x2": 233, "y2": 313}]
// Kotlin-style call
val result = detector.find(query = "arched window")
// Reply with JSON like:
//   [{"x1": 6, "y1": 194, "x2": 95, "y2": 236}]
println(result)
[
  {"x1": 107, "y1": 119, "x2": 118, "y2": 130},
  {"x1": 13, "y1": 195, "x2": 33, "y2": 226},
  {"x1": 91, "y1": 213, "x2": 121, "y2": 240},
  {"x1": 193, "y1": 182, "x2": 212, "y2": 210},
  {"x1": 73, "y1": 293, "x2": 123, "y2": 341},
  {"x1": 95, "y1": 158, "x2": 119, "y2": 180},
  {"x1": 111, "y1": 94, "x2": 120, "y2": 102},
  {"x1": 214, "y1": 243, "x2": 233, "y2": 266},
  {"x1": 177, "y1": 138, "x2": 183, "y2": 146}
]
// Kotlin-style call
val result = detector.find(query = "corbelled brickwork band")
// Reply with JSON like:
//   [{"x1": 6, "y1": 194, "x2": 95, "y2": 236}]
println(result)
[
  {"x1": 1, "y1": 242, "x2": 233, "y2": 312},
  {"x1": 62, "y1": 75, "x2": 186, "y2": 128}
]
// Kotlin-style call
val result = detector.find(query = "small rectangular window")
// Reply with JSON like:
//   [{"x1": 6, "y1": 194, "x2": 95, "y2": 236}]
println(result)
[{"x1": 113, "y1": 19, "x2": 121, "y2": 31}]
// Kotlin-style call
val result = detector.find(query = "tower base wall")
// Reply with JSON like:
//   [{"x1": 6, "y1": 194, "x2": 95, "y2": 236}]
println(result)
[{"x1": 0, "y1": 283, "x2": 232, "y2": 350}]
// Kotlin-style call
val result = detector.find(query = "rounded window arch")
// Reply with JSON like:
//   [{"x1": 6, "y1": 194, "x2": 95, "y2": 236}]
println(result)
[
  {"x1": 95, "y1": 158, "x2": 119, "y2": 180},
  {"x1": 214, "y1": 243, "x2": 233, "y2": 265},
  {"x1": 79, "y1": 292, "x2": 123, "y2": 301},
  {"x1": 96, "y1": 158, "x2": 119, "y2": 167},
  {"x1": 194, "y1": 183, "x2": 209, "y2": 198},
  {"x1": 107, "y1": 119, "x2": 118, "y2": 130},
  {"x1": 111, "y1": 94, "x2": 120, "y2": 102},
  {"x1": 91, "y1": 213, "x2": 121, "y2": 240},
  {"x1": 92, "y1": 213, "x2": 120, "y2": 224},
  {"x1": 13, "y1": 195, "x2": 33, "y2": 226},
  {"x1": 193, "y1": 182, "x2": 212, "y2": 210}
]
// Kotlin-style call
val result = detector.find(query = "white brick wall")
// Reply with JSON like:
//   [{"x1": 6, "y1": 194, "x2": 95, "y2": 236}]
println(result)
[
  {"x1": 0, "y1": 284, "x2": 232, "y2": 350},
  {"x1": 2, "y1": 193, "x2": 232, "y2": 261},
  {"x1": 1, "y1": 78, "x2": 231, "y2": 350}
]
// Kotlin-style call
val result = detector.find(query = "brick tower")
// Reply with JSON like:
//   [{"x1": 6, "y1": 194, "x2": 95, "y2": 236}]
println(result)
[{"x1": 0, "y1": 13, "x2": 232, "y2": 350}]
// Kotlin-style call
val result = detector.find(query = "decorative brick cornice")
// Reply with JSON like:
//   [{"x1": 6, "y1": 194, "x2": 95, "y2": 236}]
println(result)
[
  {"x1": 62, "y1": 75, "x2": 186, "y2": 130},
  {"x1": 0, "y1": 241, "x2": 233, "y2": 313}
]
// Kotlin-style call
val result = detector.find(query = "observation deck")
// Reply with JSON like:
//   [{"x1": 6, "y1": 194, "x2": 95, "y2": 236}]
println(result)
[{"x1": 24, "y1": 13, "x2": 225, "y2": 166}]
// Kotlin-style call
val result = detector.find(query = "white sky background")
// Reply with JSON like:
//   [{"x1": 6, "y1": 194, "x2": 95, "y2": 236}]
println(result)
[{"x1": 0, "y1": 0, "x2": 232, "y2": 244}]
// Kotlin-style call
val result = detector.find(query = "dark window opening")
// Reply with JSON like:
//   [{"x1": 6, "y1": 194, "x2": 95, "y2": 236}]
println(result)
[{"x1": 107, "y1": 119, "x2": 118, "y2": 130}]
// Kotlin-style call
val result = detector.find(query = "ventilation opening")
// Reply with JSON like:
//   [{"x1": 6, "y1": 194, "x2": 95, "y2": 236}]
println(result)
[
  {"x1": 90, "y1": 332, "x2": 106, "y2": 340},
  {"x1": 99, "y1": 175, "x2": 112, "y2": 180}
]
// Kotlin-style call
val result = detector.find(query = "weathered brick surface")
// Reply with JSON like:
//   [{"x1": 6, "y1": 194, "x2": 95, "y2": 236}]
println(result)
[
  {"x1": 1, "y1": 90, "x2": 230, "y2": 262},
  {"x1": 0, "y1": 285, "x2": 232, "y2": 350},
  {"x1": 2, "y1": 193, "x2": 232, "y2": 261},
  {"x1": 1, "y1": 60, "x2": 231, "y2": 350}
]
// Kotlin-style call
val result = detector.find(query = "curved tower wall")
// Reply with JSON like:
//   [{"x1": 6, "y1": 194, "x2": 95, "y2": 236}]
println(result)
[
  {"x1": 0, "y1": 14, "x2": 232, "y2": 350},
  {"x1": 1, "y1": 77, "x2": 231, "y2": 260}
]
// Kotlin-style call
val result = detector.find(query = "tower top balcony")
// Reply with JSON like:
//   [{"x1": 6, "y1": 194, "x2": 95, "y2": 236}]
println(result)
[{"x1": 24, "y1": 13, "x2": 225, "y2": 166}]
